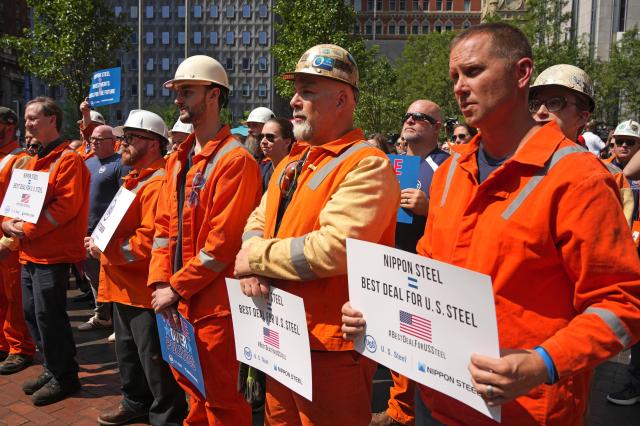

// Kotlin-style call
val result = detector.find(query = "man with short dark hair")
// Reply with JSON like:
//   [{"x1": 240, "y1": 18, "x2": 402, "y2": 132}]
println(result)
[{"x1": 3, "y1": 96, "x2": 89, "y2": 405}]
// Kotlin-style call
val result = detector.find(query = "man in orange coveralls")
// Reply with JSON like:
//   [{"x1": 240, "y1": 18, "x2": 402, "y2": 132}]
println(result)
[
  {"x1": 0, "y1": 107, "x2": 35, "y2": 376},
  {"x1": 234, "y1": 44, "x2": 400, "y2": 425},
  {"x1": 3, "y1": 97, "x2": 89, "y2": 406},
  {"x1": 342, "y1": 23, "x2": 640, "y2": 425},
  {"x1": 149, "y1": 55, "x2": 261, "y2": 425},
  {"x1": 84, "y1": 109, "x2": 187, "y2": 425}
]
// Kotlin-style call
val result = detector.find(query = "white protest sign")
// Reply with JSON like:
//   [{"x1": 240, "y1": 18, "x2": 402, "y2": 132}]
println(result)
[
  {"x1": 226, "y1": 279, "x2": 312, "y2": 401},
  {"x1": 347, "y1": 238, "x2": 501, "y2": 421},
  {"x1": 0, "y1": 170, "x2": 49, "y2": 224},
  {"x1": 91, "y1": 187, "x2": 136, "y2": 251}
]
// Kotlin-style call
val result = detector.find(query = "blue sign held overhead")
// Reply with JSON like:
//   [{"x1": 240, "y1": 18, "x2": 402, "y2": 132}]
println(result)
[
  {"x1": 388, "y1": 154, "x2": 420, "y2": 224},
  {"x1": 156, "y1": 312, "x2": 206, "y2": 398},
  {"x1": 88, "y1": 67, "x2": 121, "y2": 107}
]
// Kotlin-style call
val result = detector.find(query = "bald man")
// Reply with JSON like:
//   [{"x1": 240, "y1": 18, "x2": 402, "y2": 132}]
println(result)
[
  {"x1": 78, "y1": 125, "x2": 131, "y2": 332},
  {"x1": 373, "y1": 100, "x2": 449, "y2": 426}
]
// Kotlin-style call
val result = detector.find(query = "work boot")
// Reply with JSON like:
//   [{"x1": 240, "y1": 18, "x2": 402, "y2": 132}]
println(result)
[
  {"x1": 22, "y1": 370, "x2": 53, "y2": 395},
  {"x1": 369, "y1": 411, "x2": 403, "y2": 426},
  {"x1": 0, "y1": 353, "x2": 33, "y2": 375},
  {"x1": 607, "y1": 382, "x2": 640, "y2": 405},
  {"x1": 77, "y1": 315, "x2": 112, "y2": 331},
  {"x1": 98, "y1": 402, "x2": 147, "y2": 425},
  {"x1": 31, "y1": 377, "x2": 81, "y2": 406}
]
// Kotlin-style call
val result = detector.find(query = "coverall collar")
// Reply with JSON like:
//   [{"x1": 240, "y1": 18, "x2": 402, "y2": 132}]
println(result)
[
  {"x1": 291, "y1": 128, "x2": 366, "y2": 156},
  {"x1": 176, "y1": 125, "x2": 232, "y2": 162},
  {"x1": 124, "y1": 157, "x2": 165, "y2": 182}
]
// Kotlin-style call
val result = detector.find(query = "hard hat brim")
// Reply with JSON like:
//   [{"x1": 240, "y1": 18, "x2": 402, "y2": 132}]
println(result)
[
  {"x1": 282, "y1": 70, "x2": 358, "y2": 90},
  {"x1": 164, "y1": 78, "x2": 222, "y2": 90}
]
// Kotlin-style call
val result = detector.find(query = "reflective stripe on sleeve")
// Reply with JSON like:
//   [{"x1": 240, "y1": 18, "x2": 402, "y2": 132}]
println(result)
[
  {"x1": 120, "y1": 241, "x2": 137, "y2": 263},
  {"x1": 440, "y1": 152, "x2": 460, "y2": 207},
  {"x1": 306, "y1": 143, "x2": 369, "y2": 190},
  {"x1": 584, "y1": 306, "x2": 632, "y2": 348},
  {"x1": 43, "y1": 209, "x2": 58, "y2": 227},
  {"x1": 290, "y1": 235, "x2": 317, "y2": 280},
  {"x1": 242, "y1": 230, "x2": 263, "y2": 242},
  {"x1": 152, "y1": 237, "x2": 169, "y2": 250},
  {"x1": 198, "y1": 249, "x2": 226, "y2": 272}
]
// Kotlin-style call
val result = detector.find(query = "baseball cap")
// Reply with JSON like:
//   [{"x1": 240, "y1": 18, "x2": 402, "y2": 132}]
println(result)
[{"x1": 0, "y1": 107, "x2": 18, "y2": 125}]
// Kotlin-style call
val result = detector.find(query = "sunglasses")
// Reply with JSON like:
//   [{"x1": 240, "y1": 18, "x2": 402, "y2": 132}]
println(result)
[
  {"x1": 528, "y1": 96, "x2": 577, "y2": 113},
  {"x1": 259, "y1": 133, "x2": 277, "y2": 143},
  {"x1": 402, "y1": 112, "x2": 437, "y2": 125},
  {"x1": 452, "y1": 134, "x2": 467, "y2": 141},
  {"x1": 89, "y1": 136, "x2": 113, "y2": 143},
  {"x1": 614, "y1": 139, "x2": 637, "y2": 147}
]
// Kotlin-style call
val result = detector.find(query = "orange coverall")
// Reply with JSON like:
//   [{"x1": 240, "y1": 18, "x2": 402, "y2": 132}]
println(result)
[
  {"x1": 416, "y1": 122, "x2": 640, "y2": 425},
  {"x1": 148, "y1": 127, "x2": 260, "y2": 425},
  {"x1": 242, "y1": 129, "x2": 400, "y2": 425},
  {"x1": 0, "y1": 141, "x2": 34, "y2": 357}
]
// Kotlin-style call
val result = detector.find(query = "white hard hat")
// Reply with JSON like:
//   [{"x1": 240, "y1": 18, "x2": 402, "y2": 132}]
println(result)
[
  {"x1": 614, "y1": 120, "x2": 640, "y2": 140},
  {"x1": 171, "y1": 119, "x2": 193, "y2": 135},
  {"x1": 530, "y1": 64, "x2": 594, "y2": 112},
  {"x1": 90, "y1": 110, "x2": 105, "y2": 125},
  {"x1": 164, "y1": 55, "x2": 229, "y2": 90},
  {"x1": 246, "y1": 107, "x2": 275, "y2": 124},
  {"x1": 113, "y1": 110, "x2": 168, "y2": 141}
]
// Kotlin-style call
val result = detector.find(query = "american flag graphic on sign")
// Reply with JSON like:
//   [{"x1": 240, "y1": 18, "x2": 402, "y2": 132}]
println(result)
[
  {"x1": 20, "y1": 194, "x2": 30, "y2": 203},
  {"x1": 399, "y1": 310, "x2": 432, "y2": 342},
  {"x1": 263, "y1": 327, "x2": 280, "y2": 349}
]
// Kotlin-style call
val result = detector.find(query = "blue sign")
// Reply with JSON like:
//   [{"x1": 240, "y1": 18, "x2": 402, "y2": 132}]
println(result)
[
  {"x1": 88, "y1": 67, "x2": 121, "y2": 107},
  {"x1": 156, "y1": 312, "x2": 206, "y2": 398},
  {"x1": 388, "y1": 154, "x2": 420, "y2": 224}
]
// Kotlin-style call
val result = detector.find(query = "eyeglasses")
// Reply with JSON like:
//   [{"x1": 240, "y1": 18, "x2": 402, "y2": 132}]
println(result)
[
  {"x1": 614, "y1": 139, "x2": 637, "y2": 147},
  {"x1": 259, "y1": 133, "x2": 277, "y2": 143},
  {"x1": 188, "y1": 170, "x2": 205, "y2": 207},
  {"x1": 402, "y1": 112, "x2": 437, "y2": 125},
  {"x1": 452, "y1": 134, "x2": 467, "y2": 141},
  {"x1": 528, "y1": 97, "x2": 578, "y2": 113},
  {"x1": 122, "y1": 133, "x2": 156, "y2": 145},
  {"x1": 89, "y1": 137, "x2": 113, "y2": 143}
]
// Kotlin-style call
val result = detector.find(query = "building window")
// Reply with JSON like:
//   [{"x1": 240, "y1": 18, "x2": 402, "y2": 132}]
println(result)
[
  {"x1": 146, "y1": 58, "x2": 154, "y2": 71},
  {"x1": 162, "y1": 32, "x2": 169, "y2": 44},
  {"x1": 412, "y1": 0, "x2": 419, "y2": 10},
  {"x1": 162, "y1": 58, "x2": 170, "y2": 70},
  {"x1": 354, "y1": 23, "x2": 359, "y2": 33},
  {"x1": 258, "y1": 57, "x2": 268, "y2": 71},
  {"x1": 242, "y1": 57, "x2": 251, "y2": 70},
  {"x1": 162, "y1": 88, "x2": 170, "y2": 97},
  {"x1": 145, "y1": 32, "x2": 154, "y2": 45},
  {"x1": 242, "y1": 31, "x2": 251, "y2": 45},
  {"x1": 412, "y1": 23, "x2": 419, "y2": 34},
  {"x1": 178, "y1": 5, "x2": 185, "y2": 18},
  {"x1": 131, "y1": 84, "x2": 137, "y2": 97},
  {"x1": 388, "y1": 22, "x2": 396, "y2": 35},
  {"x1": 375, "y1": 20, "x2": 382, "y2": 34},
  {"x1": 210, "y1": 31, "x2": 218, "y2": 45},
  {"x1": 242, "y1": 84, "x2": 251, "y2": 97},
  {"x1": 242, "y1": 4, "x2": 251, "y2": 18},
  {"x1": 258, "y1": 84, "x2": 267, "y2": 98},
  {"x1": 389, "y1": 0, "x2": 396, "y2": 10},
  {"x1": 435, "y1": 0, "x2": 442, "y2": 10},
  {"x1": 130, "y1": 58, "x2": 137, "y2": 71},
  {"x1": 226, "y1": 5, "x2": 235, "y2": 18},
  {"x1": 130, "y1": 31, "x2": 137, "y2": 44},
  {"x1": 194, "y1": 32, "x2": 202, "y2": 44},
  {"x1": 258, "y1": 31, "x2": 267, "y2": 45},
  {"x1": 145, "y1": 5, "x2": 153, "y2": 18},
  {"x1": 114, "y1": 6, "x2": 122, "y2": 17},
  {"x1": 226, "y1": 31, "x2": 235, "y2": 45},
  {"x1": 194, "y1": 4, "x2": 202, "y2": 18},
  {"x1": 423, "y1": 0, "x2": 429, "y2": 9},
  {"x1": 445, "y1": 21, "x2": 453, "y2": 31},
  {"x1": 399, "y1": 22, "x2": 406, "y2": 35},
  {"x1": 178, "y1": 32, "x2": 185, "y2": 45},
  {"x1": 367, "y1": 0, "x2": 373, "y2": 10},
  {"x1": 225, "y1": 57, "x2": 233, "y2": 70},
  {"x1": 446, "y1": 0, "x2": 453, "y2": 10},
  {"x1": 435, "y1": 21, "x2": 442, "y2": 32},
  {"x1": 376, "y1": 0, "x2": 383, "y2": 10},
  {"x1": 210, "y1": 5, "x2": 219, "y2": 17},
  {"x1": 462, "y1": 20, "x2": 471, "y2": 29},
  {"x1": 399, "y1": 0, "x2": 406, "y2": 10},
  {"x1": 259, "y1": 4, "x2": 268, "y2": 18},
  {"x1": 422, "y1": 21, "x2": 429, "y2": 33},
  {"x1": 146, "y1": 84, "x2": 154, "y2": 97},
  {"x1": 365, "y1": 22, "x2": 372, "y2": 34},
  {"x1": 464, "y1": 0, "x2": 471, "y2": 11},
  {"x1": 177, "y1": 57, "x2": 184, "y2": 65},
  {"x1": 162, "y1": 5, "x2": 170, "y2": 18},
  {"x1": 354, "y1": 0, "x2": 362, "y2": 11},
  {"x1": 130, "y1": 6, "x2": 138, "y2": 18}
]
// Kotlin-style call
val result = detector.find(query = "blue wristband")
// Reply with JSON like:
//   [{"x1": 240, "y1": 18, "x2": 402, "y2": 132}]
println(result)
[{"x1": 534, "y1": 346, "x2": 557, "y2": 384}]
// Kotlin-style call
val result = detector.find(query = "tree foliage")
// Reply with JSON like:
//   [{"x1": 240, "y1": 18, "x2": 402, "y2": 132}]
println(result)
[{"x1": 1, "y1": 0, "x2": 130, "y2": 119}]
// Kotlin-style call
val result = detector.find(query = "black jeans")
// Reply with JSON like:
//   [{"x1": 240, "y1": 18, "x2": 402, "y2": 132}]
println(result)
[
  {"x1": 21, "y1": 262, "x2": 78, "y2": 385},
  {"x1": 113, "y1": 303, "x2": 187, "y2": 426}
]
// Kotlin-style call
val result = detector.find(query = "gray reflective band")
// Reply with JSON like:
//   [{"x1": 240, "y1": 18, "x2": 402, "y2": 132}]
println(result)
[
  {"x1": 501, "y1": 145, "x2": 585, "y2": 220},
  {"x1": 242, "y1": 229, "x2": 263, "y2": 242},
  {"x1": 585, "y1": 307, "x2": 632, "y2": 348},
  {"x1": 131, "y1": 168, "x2": 166, "y2": 194},
  {"x1": 152, "y1": 237, "x2": 169, "y2": 250},
  {"x1": 604, "y1": 162, "x2": 622, "y2": 176},
  {"x1": 0, "y1": 148, "x2": 21, "y2": 172},
  {"x1": 307, "y1": 143, "x2": 369, "y2": 190},
  {"x1": 48, "y1": 149, "x2": 75, "y2": 173},
  {"x1": 198, "y1": 249, "x2": 226, "y2": 272},
  {"x1": 43, "y1": 209, "x2": 58, "y2": 227},
  {"x1": 121, "y1": 241, "x2": 137, "y2": 263},
  {"x1": 202, "y1": 140, "x2": 244, "y2": 182},
  {"x1": 440, "y1": 153, "x2": 460, "y2": 207},
  {"x1": 290, "y1": 235, "x2": 317, "y2": 280},
  {"x1": 172, "y1": 162, "x2": 180, "y2": 180}
]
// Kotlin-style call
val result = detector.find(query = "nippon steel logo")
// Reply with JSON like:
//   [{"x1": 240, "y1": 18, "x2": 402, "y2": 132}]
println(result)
[
  {"x1": 364, "y1": 335, "x2": 377, "y2": 353},
  {"x1": 243, "y1": 347, "x2": 252, "y2": 361}
]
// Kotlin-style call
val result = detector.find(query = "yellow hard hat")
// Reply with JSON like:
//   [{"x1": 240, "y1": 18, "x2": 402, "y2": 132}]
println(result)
[
  {"x1": 283, "y1": 44, "x2": 359, "y2": 90},
  {"x1": 164, "y1": 55, "x2": 229, "y2": 90},
  {"x1": 530, "y1": 64, "x2": 594, "y2": 112}
]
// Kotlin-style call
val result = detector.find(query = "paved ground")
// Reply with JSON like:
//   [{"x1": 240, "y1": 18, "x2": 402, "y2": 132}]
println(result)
[{"x1": 0, "y1": 288, "x2": 638, "y2": 425}]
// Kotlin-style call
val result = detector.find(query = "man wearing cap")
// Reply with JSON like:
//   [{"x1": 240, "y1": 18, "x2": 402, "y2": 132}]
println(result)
[
  {"x1": 149, "y1": 55, "x2": 261, "y2": 424},
  {"x1": 3, "y1": 97, "x2": 89, "y2": 405},
  {"x1": 168, "y1": 119, "x2": 193, "y2": 154},
  {"x1": 77, "y1": 125, "x2": 131, "y2": 332},
  {"x1": 83, "y1": 110, "x2": 187, "y2": 425},
  {"x1": 235, "y1": 44, "x2": 399, "y2": 425},
  {"x1": 77, "y1": 97, "x2": 106, "y2": 160},
  {"x1": 0, "y1": 107, "x2": 35, "y2": 376}
]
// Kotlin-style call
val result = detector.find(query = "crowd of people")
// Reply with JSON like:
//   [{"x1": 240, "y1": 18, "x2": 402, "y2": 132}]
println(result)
[{"x1": 0, "y1": 21, "x2": 638, "y2": 426}]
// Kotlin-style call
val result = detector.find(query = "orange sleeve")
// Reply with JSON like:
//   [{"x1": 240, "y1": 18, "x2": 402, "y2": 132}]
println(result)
[
  {"x1": 80, "y1": 121, "x2": 96, "y2": 143},
  {"x1": 148, "y1": 173, "x2": 173, "y2": 286},
  {"x1": 103, "y1": 179, "x2": 162, "y2": 266},
  {"x1": 22, "y1": 153, "x2": 89, "y2": 240},
  {"x1": 170, "y1": 154, "x2": 261, "y2": 300},
  {"x1": 542, "y1": 172, "x2": 640, "y2": 378}
]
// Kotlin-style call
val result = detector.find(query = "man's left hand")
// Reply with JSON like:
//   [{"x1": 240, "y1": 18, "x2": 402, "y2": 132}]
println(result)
[
  {"x1": 400, "y1": 188, "x2": 429, "y2": 216},
  {"x1": 151, "y1": 282, "x2": 180, "y2": 312},
  {"x1": 239, "y1": 275, "x2": 270, "y2": 298},
  {"x1": 468, "y1": 348, "x2": 549, "y2": 406},
  {"x1": 234, "y1": 245, "x2": 253, "y2": 277},
  {"x1": 84, "y1": 236, "x2": 102, "y2": 259}
]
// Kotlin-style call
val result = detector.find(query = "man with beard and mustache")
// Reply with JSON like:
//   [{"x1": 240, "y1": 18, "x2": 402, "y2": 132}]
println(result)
[
  {"x1": 234, "y1": 44, "x2": 399, "y2": 425},
  {"x1": 149, "y1": 55, "x2": 260, "y2": 424},
  {"x1": 84, "y1": 110, "x2": 187, "y2": 426}
]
